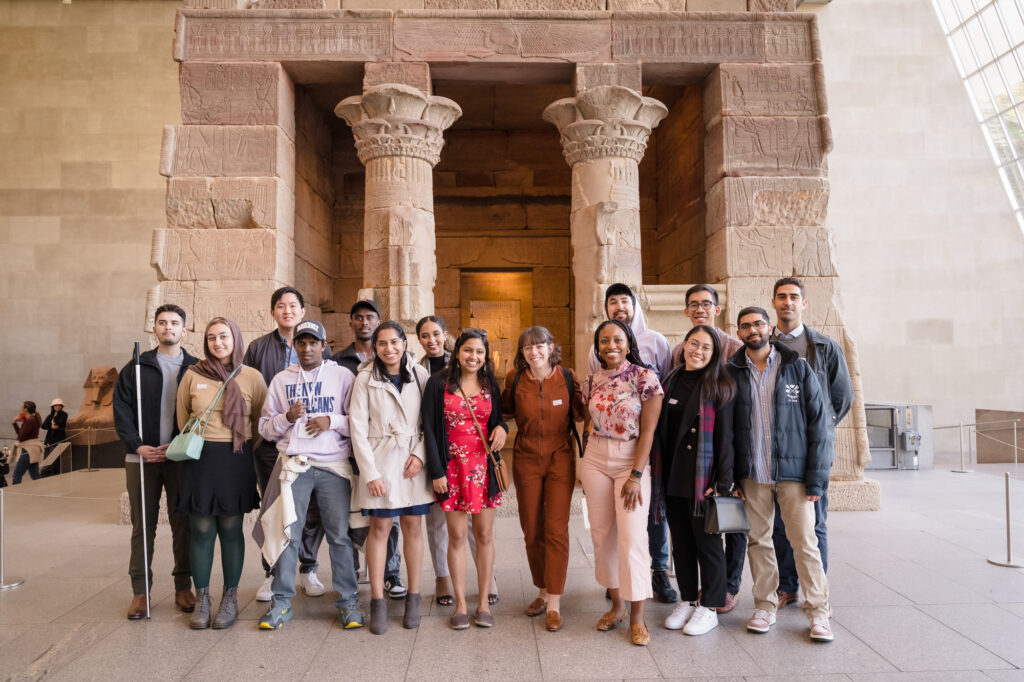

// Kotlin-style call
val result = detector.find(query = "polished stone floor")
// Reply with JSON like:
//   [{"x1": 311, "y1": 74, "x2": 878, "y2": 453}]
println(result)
[{"x1": 0, "y1": 461, "x2": 1022, "y2": 681}]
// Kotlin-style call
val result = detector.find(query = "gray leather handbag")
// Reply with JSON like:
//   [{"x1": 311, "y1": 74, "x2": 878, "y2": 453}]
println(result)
[{"x1": 704, "y1": 495, "x2": 749, "y2": 534}]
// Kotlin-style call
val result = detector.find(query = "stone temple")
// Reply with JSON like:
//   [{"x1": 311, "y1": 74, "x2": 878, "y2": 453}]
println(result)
[{"x1": 150, "y1": 0, "x2": 877, "y2": 508}]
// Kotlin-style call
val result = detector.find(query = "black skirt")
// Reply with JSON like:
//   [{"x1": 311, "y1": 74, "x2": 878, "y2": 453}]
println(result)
[{"x1": 178, "y1": 440, "x2": 260, "y2": 517}]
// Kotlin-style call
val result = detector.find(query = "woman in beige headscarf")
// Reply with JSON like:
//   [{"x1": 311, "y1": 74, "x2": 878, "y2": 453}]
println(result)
[{"x1": 176, "y1": 317, "x2": 267, "y2": 631}]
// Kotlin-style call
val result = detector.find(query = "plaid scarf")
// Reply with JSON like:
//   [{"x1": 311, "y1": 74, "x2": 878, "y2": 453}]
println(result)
[{"x1": 694, "y1": 402, "x2": 716, "y2": 507}]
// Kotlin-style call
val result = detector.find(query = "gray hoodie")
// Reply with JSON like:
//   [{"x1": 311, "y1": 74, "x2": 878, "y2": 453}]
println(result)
[{"x1": 587, "y1": 292, "x2": 672, "y2": 380}]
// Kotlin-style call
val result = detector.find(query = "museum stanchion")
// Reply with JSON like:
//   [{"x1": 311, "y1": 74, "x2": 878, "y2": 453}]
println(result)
[
  {"x1": 988, "y1": 472, "x2": 1023, "y2": 568},
  {"x1": 0, "y1": 486, "x2": 25, "y2": 591}
]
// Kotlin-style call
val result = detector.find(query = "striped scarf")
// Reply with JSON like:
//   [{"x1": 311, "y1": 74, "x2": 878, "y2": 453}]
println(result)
[{"x1": 694, "y1": 402, "x2": 716, "y2": 505}]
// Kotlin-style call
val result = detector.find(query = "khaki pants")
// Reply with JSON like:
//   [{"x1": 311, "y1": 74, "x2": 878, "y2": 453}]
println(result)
[{"x1": 742, "y1": 479, "x2": 830, "y2": 619}]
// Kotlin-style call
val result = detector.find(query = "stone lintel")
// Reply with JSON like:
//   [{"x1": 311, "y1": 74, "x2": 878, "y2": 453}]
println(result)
[
  {"x1": 497, "y1": 0, "x2": 605, "y2": 9},
  {"x1": 705, "y1": 176, "x2": 829, "y2": 234},
  {"x1": 160, "y1": 125, "x2": 296, "y2": 188},
  {"x1": 612, "y1": 12, "x2": 819, "y2": 64},
  {"x1": 180, "y1": 62, "x2": 296, "y2": 140},
  {"x1": 394, "y1": 11, "x2": 611, "y2": 63},
  {"x1": 704, "y1": 63, "x2": 826, "y2": 124},
  {"x1": 364, "y1": 61, "x2": 431, "y2": 94},
  {"x1": 167, "y1": 176, "x2": 296, "y2": 235},
  {"x1": 704, "y1": 116, "x2": 829, "y2": 190},
  {"x1": 574, "y1": 63, "x2": 642, "y2": 94}
]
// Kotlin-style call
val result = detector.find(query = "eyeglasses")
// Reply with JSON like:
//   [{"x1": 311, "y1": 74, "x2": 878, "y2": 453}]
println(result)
[
  {"x1": 686, "y1": 301, "x2": 715, "y2": 311},
  {"x1": 684, "y1": 339, "x2": 713, "y2": 355},
  {"x1": 738, "y1": 320, "x2": 769, "y2": 332}
]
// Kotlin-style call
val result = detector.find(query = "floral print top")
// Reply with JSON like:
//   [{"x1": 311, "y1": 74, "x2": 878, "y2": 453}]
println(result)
[{"x1": 583, "y1": 360, "x2": 663, "y2": 442}]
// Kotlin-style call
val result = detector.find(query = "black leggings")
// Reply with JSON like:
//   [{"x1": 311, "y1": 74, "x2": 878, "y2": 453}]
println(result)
[
  {"x1": 189, "y1": 515, "x2": 245, "y2": 590},
  {"x1": 665, "y1": 495, "x2": 727, "y2": 608}
]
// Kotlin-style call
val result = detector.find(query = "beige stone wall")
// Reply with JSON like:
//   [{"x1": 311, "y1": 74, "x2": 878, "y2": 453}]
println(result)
[
  {"x1": 0, "y1": 0, "x2": 179, "y2": 427},
  {"x1": 812, "y1": 0, "x2": 1024, "y2": 451}
]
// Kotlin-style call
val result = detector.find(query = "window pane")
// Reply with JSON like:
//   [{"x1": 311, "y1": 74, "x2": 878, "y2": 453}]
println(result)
[
  {"x1": 936, "y1": 0, "x2": 965, "y2": 30},
  {"x1": 1000, "y1": 53, "x2": 1024, "y2": 104},
  {"x1": 967, "y1": 17, "x2": 995, "y2": 64},
  {"x1": 985, "y1": 62, "x2": 1012, "y2": 111},
  {"x1": 969, "y1": 72, "x2": 997, "y2": 117},
  {"x1": 998, "y1": 0, "x2": 1024, "y2": 45},
  {"x1": 954, "y1": 0, "x2": 980, "y2": 22},
  {"x1": 1015, "y1": 210, "x2": 1024, "y2": 234},
  {"x1": 982, "y1": 5, "x2": 1012, "y2": 53},
  {"x1": 998, "y1": 162, "x2": 1024, "y2": 208},
  {"x1": 952, "y1": 28, "x2": 979, "y2": 74},
  {"x1": 985, "y1": 117, "x2": 1015, "y2": 163}
]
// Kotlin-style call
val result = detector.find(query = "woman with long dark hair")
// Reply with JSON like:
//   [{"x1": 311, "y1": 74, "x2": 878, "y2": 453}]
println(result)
[
  {"x1": 350, "y1": 321, "x2": 433, "y2": 634},
  {"x1": 176, "y1": 317, "x2": 267, "y2": 630},
  {"x1": 11, "y1": 401, "x2": 43, "y2": 484},
  {"x1": 581, "y1": 319, "x2": 663, "y2": 646},
  {"x1": 654, "y1": 324, "x2": 736, "y2": 636},
  {"x1": 421, "y1": 328, "x2": 509, "y2": 629},
  {"x1": 500, "y1": 326, "x2": 583, "y2": 632}
]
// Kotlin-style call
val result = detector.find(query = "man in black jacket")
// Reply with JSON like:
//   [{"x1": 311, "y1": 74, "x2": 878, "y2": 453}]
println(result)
[
  {"x1": 243, "y1": 286, "x2": 332, "y2": 602},
  {"x1": 729, "y1": 306, "x2": 834, "y2": 642},
  {"x1": 769, "y1": 277, "x2": 853, "y2": 609},
  {"x1": 112, "y1": 304, "x2": 198, "y2": 620}
]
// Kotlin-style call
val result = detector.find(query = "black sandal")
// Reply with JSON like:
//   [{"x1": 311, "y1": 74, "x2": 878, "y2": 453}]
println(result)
[
  {"x1": 436, "y1": 594, "x2": 454, "y2": 606},
  {"x1": 488, "y1": 592, "x2": 499, "y2": 605}
]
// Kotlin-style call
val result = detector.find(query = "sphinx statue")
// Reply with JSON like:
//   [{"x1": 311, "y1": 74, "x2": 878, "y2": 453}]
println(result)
[{"x1": 67, "y1": 366, "x2": 119, "y2": 445}]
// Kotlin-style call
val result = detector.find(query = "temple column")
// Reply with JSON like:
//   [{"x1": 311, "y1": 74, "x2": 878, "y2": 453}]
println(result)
[
  {"x1": 335, "y1": 65, "x2": 461, "y2": 330},
  {"x1": 544, "y1": 66, "x2": 668, "y2": 371}
]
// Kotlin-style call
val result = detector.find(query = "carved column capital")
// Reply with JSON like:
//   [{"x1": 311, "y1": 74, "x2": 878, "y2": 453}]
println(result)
[
  {"x1": 335, "y1": 83, "x2": 461, "y2": 166},
  {"x1": 543, "y1": 85, "x2": 668, "y2": 166}
]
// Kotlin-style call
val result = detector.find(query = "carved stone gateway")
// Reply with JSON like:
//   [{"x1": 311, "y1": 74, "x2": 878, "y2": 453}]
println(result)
[{"x1": 158, "y1": 5, "x2": 878, "y2": 510}]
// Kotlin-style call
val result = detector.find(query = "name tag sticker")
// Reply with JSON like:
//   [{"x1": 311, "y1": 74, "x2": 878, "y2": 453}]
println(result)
[
  {"x1": 197, "y1": 384, "x2": 207, "y2": 389},
  {"x1": 668, "y1": 398, "x2": 679, "y2": 405},
  {"x1": 552, "y1": 399, "x2": 563, "y2": 406}
]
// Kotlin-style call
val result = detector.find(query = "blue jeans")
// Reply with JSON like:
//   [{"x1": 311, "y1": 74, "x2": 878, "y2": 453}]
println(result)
[
  {"x1": 271, "y1": 467, "x2": 358, "y2": 611},
  {"x1": 648, "y1": 502, "x2": 670, "y2": 572},
  {"x1": 12, "y1": 450, "x2": 39, "y2": 485},
  {"x1": 725, "y1": 531, "x2": 747, "y2": 595},
  {"x1": 773, "y1": 491, "x2": 828, "y2": 593}
]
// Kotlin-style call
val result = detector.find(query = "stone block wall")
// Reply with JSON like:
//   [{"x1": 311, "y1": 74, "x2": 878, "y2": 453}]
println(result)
[{"x1": 0, "y1": 0, "x2": 180, "y2": 417}]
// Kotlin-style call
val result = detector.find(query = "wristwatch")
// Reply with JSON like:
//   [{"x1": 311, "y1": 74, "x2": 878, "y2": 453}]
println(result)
[{"x1": 630, "y1": 469, "x2": 643, "y2": 480}]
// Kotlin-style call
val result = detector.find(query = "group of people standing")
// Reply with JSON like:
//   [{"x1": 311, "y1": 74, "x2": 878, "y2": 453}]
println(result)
[
  {"x1": 111, "y1": 274, "x2": 850, "y2": 647},
  {"x1": 7, "y1": 398, "x2": 67, "y2": 485}
]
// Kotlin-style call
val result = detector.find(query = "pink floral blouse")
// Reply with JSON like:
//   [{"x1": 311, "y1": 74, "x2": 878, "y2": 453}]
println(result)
[{"x1": 583, "y1": 360, "x2": 663, "y2": 442}]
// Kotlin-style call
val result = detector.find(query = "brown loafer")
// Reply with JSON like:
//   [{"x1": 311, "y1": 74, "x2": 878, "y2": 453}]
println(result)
[
  {"x1": 449, "y1": 612, "x2": 470, "y2": 630},
  {"x1": 776, "y1": 589, "x2": 798, "y2": 608},
  {"x1": 525, "y1": 597, "x2": 547, "y2": 617},
  {"x1": 596, "y1": 609, "x2": 625, "y2": 631},
  {"x1": 718, "y1": 591, "x2": 738, "y2": 614},
  {"x1": 176, "y1": 588, "x2": 197, "y2": 613},
  {"x1": 127, "y1": 594, "x2": 147, "y2": 621},
  {"x1": 473, "y1": 609, "x2": 495, "y2": 628},
  {"x1": 631, "y1": 622, "x2": 650, "y2": 646},
  {"x1": 546, "y1": 610, "x2": 563, "y2": 632}
]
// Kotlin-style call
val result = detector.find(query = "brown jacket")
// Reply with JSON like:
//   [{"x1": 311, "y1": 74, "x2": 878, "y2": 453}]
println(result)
[{"x1": 501, "y1": 367, "x2": 585, "y2": 461}]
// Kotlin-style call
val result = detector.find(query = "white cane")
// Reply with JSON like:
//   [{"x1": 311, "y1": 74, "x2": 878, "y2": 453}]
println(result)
[{"x1": 134, "y1": 342, "x2": 151, "y2": 620}]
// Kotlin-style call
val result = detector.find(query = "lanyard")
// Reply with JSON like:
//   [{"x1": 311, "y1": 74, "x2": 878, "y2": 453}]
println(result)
[{"x1": 296, "y1": 362, "x2": 324, "y2": 405}]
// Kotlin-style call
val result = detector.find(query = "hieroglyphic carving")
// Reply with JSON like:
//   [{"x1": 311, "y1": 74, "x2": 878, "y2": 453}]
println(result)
[
  {"x1": 365, "y1": 205, "x2": 434, "y2": 250},
  {"x1": 394, "y1": 14, "x2": 611, "y2": 62},
  {"x1": 145, "y1": 281, "x2": 198, "y2": 331},
  {"x1": 424, "y1": 0, "x2": 497, "y2": 8},
  {"x1": 247, "y1": 0, "x2": 327, "y2": 8},
  {"x1": 574, "y1": 63, "x2": 642, "y2": 94},
  {"x1": 498, "y1": 0, "x2": 604, "y2": 9},
  {"x1": 174, "y1": 11, "x2": 393, "y2": 61},
  {"x1": 707, "y1": 64, "x2": 822, "y2": 118},
  {"x1": 705, "y1": 226, "x2": 793, "y2": 280},
  {"x1": 166, "y1": 177, "x2": 292, "y2": 231},
  {"x1": 167, "y1": 178, "x2": 217, "y2": 229},
  {"x1": 748, "y1": 0, "x2": 797, "y2": 11},
  {"x1": 594, "y1": 203, "x2": 641, "y2": 249},
  {"x1": 613, "y1": 17, "x2": 764, "y2": 62},
  {"x1": 151, "y1": 228, "x2": 278, "y2": 280},
  {"x1": 193, "y1": 280, "x2": 277, "y2": 331},
  {"x1": 764, "y1": 18, "x2": 816, "y2": 62},
  {"x1": 706, "y1": 117, "x2": 826, "y2": 188},
  {"x1": 184, "y1": 0, "x2": 246, "y2": 8},
  {"x1": 608, "y1": 0, "x2": 686, "y2": 10},
  {"x1": 180, "y1": 62, "x2": 295, "y2": 138},
  {"x1": 364, "y1": 62, "x2": 431, "y2": 94},
  {"x1": 705, "y1": 177, "x2": 829, "y2": 233},
  {"x1": 160, "y1": 125, "x2": 295, "y2": 184},
  {"x1": 792, "y1": 225, "x2": 837, "y2": 277}
]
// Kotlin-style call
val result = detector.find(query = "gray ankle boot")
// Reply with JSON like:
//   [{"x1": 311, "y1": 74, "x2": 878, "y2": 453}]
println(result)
[
  {"x1": 212, "y1": 587, "x2": 238, "y2": 629},
  {"x1": 190, "y1": 587, "x2": 210, "y2": 629},
  {"x1": 370, "y1": 597, "x2": 388, "y2": 635},
  {"x1": 403, "y1": 593, "x2": 421, "y2": 629}
]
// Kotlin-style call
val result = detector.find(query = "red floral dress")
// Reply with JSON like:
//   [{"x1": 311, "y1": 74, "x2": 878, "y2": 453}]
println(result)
[{"x1": 441, "y1": 390, "x2": 502, "y2": 513}]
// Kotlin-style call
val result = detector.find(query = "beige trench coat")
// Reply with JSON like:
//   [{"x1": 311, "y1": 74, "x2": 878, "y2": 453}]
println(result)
[{"x1": 349, "y1": 357, "x2": 434, "y2": 512}]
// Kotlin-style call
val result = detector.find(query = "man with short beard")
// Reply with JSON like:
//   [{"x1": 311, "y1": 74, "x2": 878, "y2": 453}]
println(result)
[{"x1": 728, "y1": 306, "x2": 834, "y2": 642}]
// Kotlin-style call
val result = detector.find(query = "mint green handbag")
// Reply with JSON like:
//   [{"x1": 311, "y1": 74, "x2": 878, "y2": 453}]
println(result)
[{"x1": 166, "y1": 366, "x2": 241, "y2": 462}]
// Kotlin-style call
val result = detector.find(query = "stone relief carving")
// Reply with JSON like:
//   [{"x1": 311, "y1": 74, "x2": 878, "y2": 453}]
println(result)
[
  {"x1": 714, "y1": 117, "x2": 825, "y2": 179},
  {"x1": 152, "y1": 229, "x2": 278, "y2": 281},
  {"x1": 793, "y1": 226, "x2": 837, "y2": 277},
  {"x1": 713, "y1": 64, "x2": 821, "y2": 117},
  {"x1": 162, "y1": 125, "x2": 293, "y2": 180},
  {"x1": 614, "y1": 20, "x2": 763, "y2": 62},
  {"x1": 748, "y1": 0, "x2": 797, "y2": 12},
  {"x1": 180, "y1": 62, "x2": 292, "y2": 133}
]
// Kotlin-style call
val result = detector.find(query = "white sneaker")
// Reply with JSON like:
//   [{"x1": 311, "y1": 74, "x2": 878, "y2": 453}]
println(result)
[
  {"x1": 256, "y1": 576, "x2": 274, "y2": 602},
  {"x1": 665, "y1": 601, "x2": 696, "y2": 630},
  {"x1": 301, "y1": 571, "x2": 326, "y2": 597},
  {"x1": 810, "y1": 616, "x2": 834, "y2": 642},
  {"x1": 683, "y1": 606, "x2": 719, "y2": 635}
]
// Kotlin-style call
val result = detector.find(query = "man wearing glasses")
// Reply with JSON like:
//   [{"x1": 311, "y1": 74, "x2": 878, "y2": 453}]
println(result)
[
  {"x1": 769, "y1": 277, "x2": 852, "y2": 610},
  {"x1": 728, "y1": 306, "x2": 834, "y2": 642}
]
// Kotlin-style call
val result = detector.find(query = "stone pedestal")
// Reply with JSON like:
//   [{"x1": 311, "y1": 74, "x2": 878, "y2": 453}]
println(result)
[
  {"x1": 544, "y1": 73, "x2": 667, "y2": 369},
  {"x1": 335, "y1": 69, "x2": 461, "y2": 329}
]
